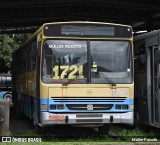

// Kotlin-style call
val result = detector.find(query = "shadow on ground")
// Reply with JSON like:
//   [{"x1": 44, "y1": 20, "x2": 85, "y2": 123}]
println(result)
[{"x1": 10, "y1": 110, "x2": 99, "y2": 137}]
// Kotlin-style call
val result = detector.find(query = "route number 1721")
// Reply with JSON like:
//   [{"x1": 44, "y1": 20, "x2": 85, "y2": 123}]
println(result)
[{"x1": 53, "y1": 65, "x2": 84, "y2": 79}]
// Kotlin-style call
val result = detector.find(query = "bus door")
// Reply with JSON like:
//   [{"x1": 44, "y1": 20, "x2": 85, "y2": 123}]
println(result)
[{"x1": 150, "y1": 45, "x2": 160, "y2": 125}]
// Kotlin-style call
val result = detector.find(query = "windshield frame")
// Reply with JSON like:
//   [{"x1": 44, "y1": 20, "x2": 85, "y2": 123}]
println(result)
[{"x1": 41, "y1": 39, "x2": 133, "y2": 84}]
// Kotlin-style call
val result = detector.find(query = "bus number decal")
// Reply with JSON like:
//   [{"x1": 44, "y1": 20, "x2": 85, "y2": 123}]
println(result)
[
  {"x1": 68, "y1": 65, "x2": 77, "y2": 79},
  {"x1": 53, "y1": 66, "x2": 59, "y2": 79},
  {"x1": 60, "y1": 65, "x2": 69, "y2": 79},
  {"x1": 53, "y1": 65, "x2": 84, "y2": 79}
]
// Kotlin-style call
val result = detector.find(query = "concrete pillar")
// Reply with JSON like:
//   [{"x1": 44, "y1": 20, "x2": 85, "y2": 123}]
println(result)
[{"x1": 0, "y1": 100, "x2": 10, "y2": 136}]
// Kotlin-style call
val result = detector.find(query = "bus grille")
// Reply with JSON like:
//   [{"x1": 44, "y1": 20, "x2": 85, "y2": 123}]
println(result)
[
  {"x1": 66, "y1": 104, "x2": 113, "y2": 110},
  {"x1": 51, "y1": 97, "x2": 127, "y2": 102},
  {"x1": 76, "y1": 114, "x2": 103, "y2": 123},
  {"x1": 76, "y1": 119, "x2": 103, "y2": 123},
  {"x1": 76, "y1": 114, "x2": 103, "y2": 118}
]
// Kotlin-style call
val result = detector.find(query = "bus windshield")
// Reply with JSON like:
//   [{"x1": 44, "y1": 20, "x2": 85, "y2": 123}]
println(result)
[
  {"x1": 90, "y1": 41, "x2": 132, "y2": 84},
  {"x1": 42, "y1": 40, "x2": 132, "y2": 84}
]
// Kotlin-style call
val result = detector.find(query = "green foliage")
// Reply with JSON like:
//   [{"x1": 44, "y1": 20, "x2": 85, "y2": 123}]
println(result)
[
  {"x1": 118, "y1": 128, "x2": 145, "y2": 136},
  {"x1": 0, "y1": 35, "x2": 14, "y2": 68},
  {"x1": 0, "y1": 34, "x2": 31, "y2": 72},
  {"x1": 110, "y1": 128, "x2": 155, "y2": 137},
  {"x1": 109, "y1": 128, "x2": 156, "y2": 142}
]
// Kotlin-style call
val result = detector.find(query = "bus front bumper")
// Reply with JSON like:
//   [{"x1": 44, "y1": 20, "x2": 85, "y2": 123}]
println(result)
[{"x1": 40, "y1": 112, "x2": 133, "y2": 127}]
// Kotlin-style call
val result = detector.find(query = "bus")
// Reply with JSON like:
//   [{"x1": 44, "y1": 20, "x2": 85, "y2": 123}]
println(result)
[
  {"x1": 12, "y1": 21, "x2": 134, "y2": 132},
  {"x1": 0, "y1": 73, "x2": 12, "y2": 101},
  {"x1": 134, "y1": 29, "x2": 160, "y2": 128}
]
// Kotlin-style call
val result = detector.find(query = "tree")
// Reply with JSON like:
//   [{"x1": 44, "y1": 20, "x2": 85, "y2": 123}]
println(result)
[{"x1": 0, "y1": 34, "x2": 31, "y2": 72}]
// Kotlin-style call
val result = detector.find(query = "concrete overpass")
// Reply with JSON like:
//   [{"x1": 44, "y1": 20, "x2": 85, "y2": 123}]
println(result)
[{"x1": 0, "y1": 0, "x2": 160, "y2": 33}]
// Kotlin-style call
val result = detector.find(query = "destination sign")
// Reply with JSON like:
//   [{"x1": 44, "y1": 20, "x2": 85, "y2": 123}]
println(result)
[
  {"x1": 43, "y1": 23, "x2": 132, "y2": 38},
  {"x1": 48, "y1": 44, "x2": 82, "y2": 49}
]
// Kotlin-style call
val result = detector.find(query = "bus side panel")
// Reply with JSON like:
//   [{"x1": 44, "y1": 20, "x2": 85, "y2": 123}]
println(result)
[
  {"x1": 134, "y1": 40, "x2": 149, "y2": 125},
  {"x1": 135, "y1": 72, "x2": 149, "y2": 125}
]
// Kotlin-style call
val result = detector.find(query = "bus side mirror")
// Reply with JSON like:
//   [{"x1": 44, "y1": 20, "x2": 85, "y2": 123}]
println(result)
[{"x1": 154, "y1": 50, "x2": 160, "y2": 64}]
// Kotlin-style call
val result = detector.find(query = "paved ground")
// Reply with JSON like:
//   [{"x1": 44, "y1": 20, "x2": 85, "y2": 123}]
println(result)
[
  {"x1": 9, "y1": 110, "x2": 98, "y2": 136},
  {"x1": 10, "y1": 117, "x2": 34, "y2": 135}
]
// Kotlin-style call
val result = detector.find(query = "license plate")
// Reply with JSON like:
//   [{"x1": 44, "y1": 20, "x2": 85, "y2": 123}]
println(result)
[{"x1": 48, "y1": 115, "x2": 65, "y2": 121}]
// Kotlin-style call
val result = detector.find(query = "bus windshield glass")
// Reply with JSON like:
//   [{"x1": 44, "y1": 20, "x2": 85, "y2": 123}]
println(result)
[
  {"x1": 42, "y1": 40, "x2": 132, "y2": 84},
  {"x1": 90, "y1": 41, "x2": 132, "y2": 84},
  {"x1": 42, "y1": 40, "x2": 88, "y2": 84}
]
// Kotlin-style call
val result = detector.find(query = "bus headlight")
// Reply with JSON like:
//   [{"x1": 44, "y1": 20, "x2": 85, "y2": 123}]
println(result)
[
  {"x1": 115, "y1": 104, "x2": 129, "y2": 110},
  {"x1": 115, "y1": 105, "x2": 121, "y2": 110},
  {"x1": 122, "y1": 105, "x2": 128, "y2": 110},
  {"x1": 50, "y1": 105, "x2": 56, "y2": 110},
  {"x1": 57, "y1": 105, "x2": 64, "y2": 110}
]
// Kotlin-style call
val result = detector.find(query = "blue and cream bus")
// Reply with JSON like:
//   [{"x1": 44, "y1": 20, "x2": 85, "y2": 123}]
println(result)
[{"x1": 12, "y1": 21, "x2": 134, "y2": 133}]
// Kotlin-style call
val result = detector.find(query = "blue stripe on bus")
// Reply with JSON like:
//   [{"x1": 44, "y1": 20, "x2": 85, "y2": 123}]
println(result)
[
  {"x1": 40, "y1": 98, "x2": 134, "y2": 113},
  {"x1": 20, "y1": 96, "x2": 135, "y2": 122}
]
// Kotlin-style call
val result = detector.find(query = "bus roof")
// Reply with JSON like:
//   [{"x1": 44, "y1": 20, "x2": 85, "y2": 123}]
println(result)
[
  {"x1": 134, "y1": 29, "x2": 160, "y2": 41},
  {"x1": 43, "y1": 21, "x2": 132, "y2": 28}
]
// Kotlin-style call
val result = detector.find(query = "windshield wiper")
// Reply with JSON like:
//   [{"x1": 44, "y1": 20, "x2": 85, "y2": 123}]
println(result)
[
  {"x1": 91, "y1": 57, "x2": 116, "y2": 87},
  {"x1": 63, "y1": 69, "x2": 116, "y2": 87},
  {"x1": 62, "y1": 78, "x2": 75, "y2": 86},
  {"x1": 62, "y1": 60, "x2": 116, "y2": 87},
  {"x1": 98, "y1": 71, "x2": 116, "y2": 87}
]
